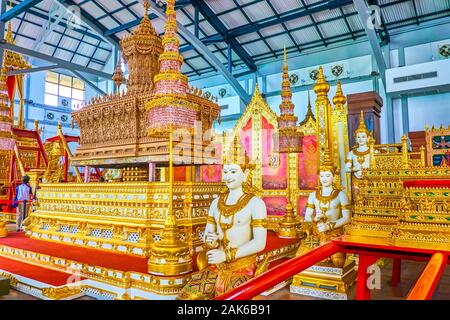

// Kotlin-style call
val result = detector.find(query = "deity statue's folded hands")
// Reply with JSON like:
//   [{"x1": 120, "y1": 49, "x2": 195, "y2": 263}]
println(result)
[
  {"x1": 207, "y1": 249, "x2": 226, "y2": 264},
  {"x1": 204, "y1": 231, "x2": 219, "y2": 248},
  {"x1": 177, "y1": 136, "x2": 267, "y2": 300},
  {"x1": 297, "y1": 148, "x2": 351, "y2": 267}
]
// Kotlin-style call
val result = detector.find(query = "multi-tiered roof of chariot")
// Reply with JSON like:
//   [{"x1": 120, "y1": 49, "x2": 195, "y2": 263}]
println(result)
[
  {"x1": 120, "y1": 0, "x2": 163, "y2": 94},
  {"x1": 145, "y1": 0, "x2": 221, "y2": 137},
  {"x1": 70, "y1": 0, "x2": 221, "y2": 165}
]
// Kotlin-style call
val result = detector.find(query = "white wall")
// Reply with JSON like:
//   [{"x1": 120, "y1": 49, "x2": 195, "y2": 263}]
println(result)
[{"x1": 408, "y1": 93, "x2": 450, "y2": 131}]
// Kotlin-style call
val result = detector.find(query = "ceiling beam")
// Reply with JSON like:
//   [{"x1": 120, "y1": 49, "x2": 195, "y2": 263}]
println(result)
[
  {"x1": 70, "y1": 69, "x2": 107, "y2": 96},
  {"x1": 7, "y1": 64, "x2": 58, "y2": 75},
  {"x1": 0, "y1": 0, "x2": 43, "y2": 22},
  {"x1": 0, "y1": 41, "x2": 113, "y2": 79},
  {"x1": 191, "y1": 0, "x2": 257, "y2": 72},
  {"x1": 148, "y1": 0, "x2": 251, "y2": 105},
  {"x1": 227, "y1": 0, "x2": 353, "y2": 38},
  {"x1": 54, "y1": 0, "x2": 120, "y2": 48},
  {"x1": 353, "y1": 0, "x2": 387, "y2": 89}
]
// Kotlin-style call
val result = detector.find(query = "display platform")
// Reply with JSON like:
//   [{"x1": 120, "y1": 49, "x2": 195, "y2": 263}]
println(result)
[{"x1": 0, "y1": 230, "x2": 299, "y2": 300}]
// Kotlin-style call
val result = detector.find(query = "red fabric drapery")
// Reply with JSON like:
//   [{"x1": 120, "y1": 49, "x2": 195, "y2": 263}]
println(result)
[
  {"x1": 6, "y1": 75, "x2": 15, "y2": 101},
  {"x1": 6, "y1": 75, "x2": 15, "y2": 119}
]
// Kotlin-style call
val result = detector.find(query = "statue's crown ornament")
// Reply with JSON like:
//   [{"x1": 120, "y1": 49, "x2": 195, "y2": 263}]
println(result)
[
  {"x1": 224, "y1": 134, "x2": 254, "y2": 171},
  {"x1": 355, "y1": 111, "x2": 370, "y2": 137},
  {"x1": 319, "y1": 147, "x2": 337, "y2": 174}
]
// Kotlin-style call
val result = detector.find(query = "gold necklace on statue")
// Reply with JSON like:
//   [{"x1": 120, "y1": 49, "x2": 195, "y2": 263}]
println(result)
[
  {"x1": 217, "y1": 192, "x2": 254, "y2": 218},
  {"x1": 353, "y1": 148, "x2": 370, "y2": 166},
  {"x1": 217, "y1": 192, "x2": 253, "y2": 249}
]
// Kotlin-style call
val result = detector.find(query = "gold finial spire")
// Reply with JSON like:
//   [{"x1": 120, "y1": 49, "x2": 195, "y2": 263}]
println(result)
[
  {"x1": 332, "y1": 80, "x2": 346, "y2": 106},
  {"x1": 300, "y1": 90, "x2": 316, "y2": 125},
  {"x1": 313, "y1": 66, "x2": 330, "y2": 96},
  {"x1": 5, "y1": 21, "x2": 13, "y2": 44},
  {"x1": 254, "y1": 82, "x2": 260, "y2": 95},
  {"x1": 355, "y1": 111, "x2": 370, "y2": 136},
  {"x1": 280, "y1": 45, "x2": 292, "y2": 102},
  {"x1": 143, "y1": 0, "x2": 149, "y2": 16}
]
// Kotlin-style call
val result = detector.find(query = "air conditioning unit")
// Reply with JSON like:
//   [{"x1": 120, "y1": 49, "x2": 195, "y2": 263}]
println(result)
[
  {"x1": 59, "y1": 96, "x2": 71, "y2": 108},
  {"x1": 386, "y1": 59, "x2": 450, "y2": 97}
]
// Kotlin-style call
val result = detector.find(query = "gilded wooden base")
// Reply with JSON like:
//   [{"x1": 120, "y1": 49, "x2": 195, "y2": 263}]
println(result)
[
  {"x1": 290, "y1": 260, "x2": 356, "y2": 300},
  {"x1": 0, "y1": 221, "x2": 7, "y2": 238},
  {"x1": 344, "y1": 222, "x2": 394, "y2": 239},
  {"x1": 25, "y1": 182, "x2": 224, "y2": 258}
]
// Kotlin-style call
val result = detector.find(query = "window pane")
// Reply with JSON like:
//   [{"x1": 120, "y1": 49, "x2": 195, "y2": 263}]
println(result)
[
  {"x1": 73, "y1": 78, "x2": 84, "y2": 90},
  {"x1": 72, "y1": 88, "x2": 84, "y2": 100},
  {"x1": 71, "y1": 99, "x2": 83, "y2": 110},
  {"x1": 44, "y1": 94, "x2": 58, "y2": 106},
  {"x1": 46, "y1": 71, "x2": 59, "y2": 84},
  {"x1": 59, "y1": 85, "x2": 72, "y2": 98},
  {"x1": 60, "y1": 74, "x2": 72, "y2": 87},
  {"x1": 45, "y1": 82, "x2": 58, "y2": 95}
]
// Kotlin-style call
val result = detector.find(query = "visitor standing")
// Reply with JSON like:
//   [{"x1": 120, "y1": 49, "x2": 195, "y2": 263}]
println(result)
[{"x1": 14, "y1": 175, "x2": 33, "y2": 232}]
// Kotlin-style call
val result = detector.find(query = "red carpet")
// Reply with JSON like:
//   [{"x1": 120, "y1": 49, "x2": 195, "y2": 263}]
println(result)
[
  {"x1": 404, "y1": 179, "x2": 450, "y2": 188},
  {"x1": 0, "y1": 232, "x2": 148, "y2": 273},
  {"x1": 0, "y1": 231, "x2": 298, "y2": 274},
  {"x1": 0, "y1": 256, "x2": 85, "y2": 286}
]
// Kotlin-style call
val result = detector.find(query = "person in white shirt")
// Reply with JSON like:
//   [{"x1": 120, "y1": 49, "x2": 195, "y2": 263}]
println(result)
[{"x1": 15, "y1": 175, "x2": 32, "y2": 232}]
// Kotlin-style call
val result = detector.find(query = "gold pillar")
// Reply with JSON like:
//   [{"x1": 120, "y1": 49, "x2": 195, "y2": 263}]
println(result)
[
  {"x1": 420, "y1": 146, "x2": 426, "y2": 167},
  {"x1": 148, "y1": 124, "x2": 192, "y2": 276},
  {"x1": 332, "y1": 80, "x2": 350, "y2": 194},
  {"x1": 401, "y1": 135, "x2": 409, "y2": 168},
  {"x1": 314, "y1": 67, "x2": 334, "y2": 166}
]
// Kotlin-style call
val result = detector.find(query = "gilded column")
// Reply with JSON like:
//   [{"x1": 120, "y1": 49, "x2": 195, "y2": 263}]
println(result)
[
  {"x1": 332, "y1": 81, "x2": 350, "y2": 194},
  {"x1": 313, "y1": 67, "x2": 334, "y2": 166}
]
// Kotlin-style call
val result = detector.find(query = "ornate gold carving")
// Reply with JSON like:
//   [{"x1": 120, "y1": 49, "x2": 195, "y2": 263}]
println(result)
[{"x1": 41, "y1": 286, "x2": 83, "y2": 300}]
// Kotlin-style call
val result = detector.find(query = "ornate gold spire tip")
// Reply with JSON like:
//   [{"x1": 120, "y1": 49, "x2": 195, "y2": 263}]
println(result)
[
  {"x1": 313, "y1": 66, "x2": 330, "y2": 95},
  {"x1": 355, "y1": 110, "x2": 370, "y2": 136},
  {"x1": 332, "y1": 80, "x2": 346, "y2": 105}
]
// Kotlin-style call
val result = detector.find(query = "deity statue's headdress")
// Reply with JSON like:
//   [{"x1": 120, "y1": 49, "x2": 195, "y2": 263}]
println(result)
[
  {"x1": 354, "y1": 111, "x2": 371, "y2": 137},
  {"x1": 319, "y1": 147, "x2": 337, "y2": 175},
  {"x1": 223, "y1": 134, "x2": 255, "y2": 172}
]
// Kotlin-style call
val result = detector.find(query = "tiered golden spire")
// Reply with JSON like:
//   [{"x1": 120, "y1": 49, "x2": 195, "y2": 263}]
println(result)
[
  {"x1": 281, "y1": 46, "x2": 292, "y2": 102},
  {"x1": 2, "y1": 12, "x2": 30, "y2": 70},
  {"x1": 313, "y1": 66, "x2": 330, "y2": 97},
  {"x1": 332, "y1": 80, "x2": 346, "y2": 107},
  {"x1": 277, "y1": 46, "x2": 303, "y2": 153},
  {"x1": 299, "y1": 90, "x2": 316, "y2": 126},
  {"x1": 153, "y1": 0, "x2": 188, "y2": 92},
  {"x1": 5, "y1": 20, "x2": 14, "y2": 44}
]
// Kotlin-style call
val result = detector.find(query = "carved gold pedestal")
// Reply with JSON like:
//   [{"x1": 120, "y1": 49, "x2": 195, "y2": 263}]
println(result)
[
  {"x1": 290, "y1": 260, "x2": 356, "y2": 300},
  {"x1": 0, "y1": 220, "x2": 8, "y2": 238},
  {"x1": 277, "y1": 203, "x2": 302, "y2": 239},
  {"x1": 25, "y1": 182, "x2": 224, "y2": 257}
]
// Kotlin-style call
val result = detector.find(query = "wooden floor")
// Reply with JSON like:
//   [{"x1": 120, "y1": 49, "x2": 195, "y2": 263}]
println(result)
[{"x1": 255, "y1": 259, "x2": 450, "y2": 300}]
